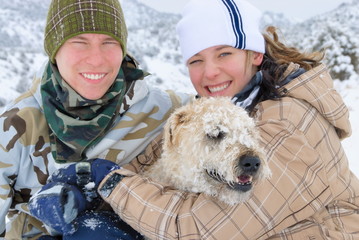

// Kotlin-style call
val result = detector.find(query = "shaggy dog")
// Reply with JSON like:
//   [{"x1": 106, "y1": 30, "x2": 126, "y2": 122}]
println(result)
[{"x1": 144, "y1": 97, "x2": 271, "y2": 205}]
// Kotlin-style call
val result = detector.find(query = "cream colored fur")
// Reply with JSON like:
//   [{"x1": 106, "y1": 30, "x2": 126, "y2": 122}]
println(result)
[{"x1": 144, "y1": 97, "x2": 271, "y2": 205}]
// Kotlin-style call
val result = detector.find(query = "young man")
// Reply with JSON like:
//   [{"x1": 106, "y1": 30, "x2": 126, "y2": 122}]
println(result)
[{"x1": 0, "y1": 0, "x2": 189, "y2": 238}]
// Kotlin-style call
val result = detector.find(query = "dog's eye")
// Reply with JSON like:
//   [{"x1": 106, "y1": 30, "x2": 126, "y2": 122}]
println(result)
[{"x1": 206, "y1": 130, "x2": 226, "y2": 140}]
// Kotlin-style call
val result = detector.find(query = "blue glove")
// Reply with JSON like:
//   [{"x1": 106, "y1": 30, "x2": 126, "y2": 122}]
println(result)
[
  {"x1": 63, "y1": 211, "x2": 144, "y2": 240},
  {"x1": 28, "y1": 182, "x2": 87, "y2": 235},
  {"x1": 28, "y1": 159, "x2": 120, "y2": 235},
  {"x1": 50, "y1": 158, "x2": 120, "y2": 203},
  {"x1": 50, "y1": 158, "x2": 120, "y2": 185}
]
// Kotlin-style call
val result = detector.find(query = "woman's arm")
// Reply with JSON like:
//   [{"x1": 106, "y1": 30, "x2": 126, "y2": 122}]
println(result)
[{"x1": 100, "y1": 110, "x2": 334, "y2": 239}]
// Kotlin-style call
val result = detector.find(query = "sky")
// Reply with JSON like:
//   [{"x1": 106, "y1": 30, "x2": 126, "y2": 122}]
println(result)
[{"x1": 138, "y1": 0, "x2": 352, "y2": 21}]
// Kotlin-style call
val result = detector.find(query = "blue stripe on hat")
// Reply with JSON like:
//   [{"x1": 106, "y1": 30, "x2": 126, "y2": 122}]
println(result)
[{"x1": 220, "y1": 0, "x2": 246, "y2": 49}]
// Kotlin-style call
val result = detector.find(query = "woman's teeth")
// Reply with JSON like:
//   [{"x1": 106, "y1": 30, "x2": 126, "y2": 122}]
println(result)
[
  {"x1": 82, "y1": 73, "x2": 105, "y2": 80},
  {"x1": 208, "y1": 83, "x2": 230, "y2": 93}
]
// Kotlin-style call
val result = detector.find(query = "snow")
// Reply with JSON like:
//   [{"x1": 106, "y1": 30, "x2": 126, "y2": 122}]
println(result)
[
  {"x1": 83, "y1": 217, "x2": 102, "y2": 231},
  {"x1": 0, "y1": 1, "x2": 358, "y2": 238},
  {"x1": 335, "y1": 79, "x2": 359, "y2": 174}
]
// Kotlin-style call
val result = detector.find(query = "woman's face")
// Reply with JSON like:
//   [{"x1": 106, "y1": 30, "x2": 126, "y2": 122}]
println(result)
[
  {"x1": 187, "y1": 45, "x2": 263, "y2": 97},
  {"x1": 55, "y1": 33, "x2": 123, "y2": 100}
]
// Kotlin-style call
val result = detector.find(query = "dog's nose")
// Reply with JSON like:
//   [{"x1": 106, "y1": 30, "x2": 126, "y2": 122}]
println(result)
[{"x1": 240, "y1": 155, "x2": 261, "y2": 173}]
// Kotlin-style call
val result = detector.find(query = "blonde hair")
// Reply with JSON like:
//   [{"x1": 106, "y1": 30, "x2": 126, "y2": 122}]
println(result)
[
  {"x1": 246, "y1": 26, "x2": 326, "y2": 102},
  {"x1": 262, "y1": 26, "x2": 324, "y2": 73}
]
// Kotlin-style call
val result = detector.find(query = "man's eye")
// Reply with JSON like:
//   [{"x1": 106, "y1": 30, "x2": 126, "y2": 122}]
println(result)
[
  {"x1": 71, "y1": 41, "x2": 86, "y2": 44},
  {"x1": 104, "y1": 41, "x2": 119, "y2": 45}
]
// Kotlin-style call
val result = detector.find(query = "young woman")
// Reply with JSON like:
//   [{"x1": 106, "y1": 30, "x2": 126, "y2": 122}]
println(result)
[
  {"x1": 98, "y1": 0, "x2": 359, "y2": 239},
  {"x1": 0, "y1": 0, "x2": 189, "y2": 238}
]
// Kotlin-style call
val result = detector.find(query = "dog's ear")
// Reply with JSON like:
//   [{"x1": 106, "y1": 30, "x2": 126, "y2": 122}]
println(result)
[
  {"x1": 170, "y1": 108, "x2": 192, "y2": 129},
  {"x1": 164, "y1": 108, "x2": 192, "y2": 148},
  {"x1": 175, "y1": 111, "x2": 191, "y2": 125}
]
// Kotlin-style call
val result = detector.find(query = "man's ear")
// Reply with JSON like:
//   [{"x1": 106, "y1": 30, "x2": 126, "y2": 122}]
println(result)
[{"x1": 252, "y1": 52, "x2": 264, "y2": 66}]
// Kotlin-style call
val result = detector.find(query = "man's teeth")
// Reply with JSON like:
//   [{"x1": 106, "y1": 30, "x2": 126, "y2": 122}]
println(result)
[
  {"x1": 82, "y1": 73, "x2": 105, "y2": 80},
  {"x1": 208, "y1": 83, "x2": 229, "y2": 93}
]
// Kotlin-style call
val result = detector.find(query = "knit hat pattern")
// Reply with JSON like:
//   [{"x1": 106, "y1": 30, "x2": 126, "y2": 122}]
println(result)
[
  {"x1": 176, "y1": 0, "x2": 265, "y2": 63},
  {"x1": 44, "y1": 0, "x2": 127, "y2": 63}
]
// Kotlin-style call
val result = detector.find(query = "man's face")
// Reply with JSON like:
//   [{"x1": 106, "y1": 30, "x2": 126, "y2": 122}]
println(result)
[{"x1": 55, "y1": 33, "x2": 123, "y2": 100}]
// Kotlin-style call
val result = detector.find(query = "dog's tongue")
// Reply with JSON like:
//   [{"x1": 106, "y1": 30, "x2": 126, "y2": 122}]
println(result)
[{"x1": 238, "y1": 175, "x2": 252, "y2": 184}]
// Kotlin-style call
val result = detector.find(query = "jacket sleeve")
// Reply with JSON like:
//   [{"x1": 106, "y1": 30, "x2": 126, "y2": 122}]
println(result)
[
  {"x1": 0, "y1": 169, "x2": 14, "y2": 237},
  {"x1": 0, "y1": 104, "x2": 50, "y2": 237},
  {"x1": 0, "y1": 108, "x2": 22, "y2": 236}
]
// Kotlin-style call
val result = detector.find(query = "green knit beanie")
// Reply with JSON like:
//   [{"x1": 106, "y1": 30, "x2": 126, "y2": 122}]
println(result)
[{"x1": 44, "y1": 0, "x2": 127, "y2": 63}]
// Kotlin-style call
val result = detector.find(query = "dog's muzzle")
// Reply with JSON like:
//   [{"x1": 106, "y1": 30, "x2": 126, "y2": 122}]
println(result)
[
  {"x1": 236, "y1": 155, "x2": 261, "y2": 192},
  {"x1": 206, "y1": 155, "x2": 261, "y2": 192}
]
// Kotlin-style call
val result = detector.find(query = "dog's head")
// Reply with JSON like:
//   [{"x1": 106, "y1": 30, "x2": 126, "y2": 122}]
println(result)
[{"x1": 162, "y1": 97, "x2": 271, "y2": 205}]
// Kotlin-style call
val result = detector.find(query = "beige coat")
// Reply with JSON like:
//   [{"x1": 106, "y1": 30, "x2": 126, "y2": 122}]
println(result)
[{"x1": 101, "y1": 64, "x2": 359, "y2": 239}]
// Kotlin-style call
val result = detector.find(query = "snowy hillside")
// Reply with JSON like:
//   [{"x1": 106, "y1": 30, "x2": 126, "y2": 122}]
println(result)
[
  {"x1": 0, "y1": 0, "x2": 192, "y2": 98},
  {"x1": 0, "y1": 0, "x2": 358, "y2": 176},
  {"x1": 284, "y1": 0, "x2": 359, "y2": 81}
]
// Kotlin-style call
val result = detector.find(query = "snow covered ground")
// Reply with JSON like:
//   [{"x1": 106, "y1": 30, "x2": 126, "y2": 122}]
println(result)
[{"x1": 334, "y1": 79, "x2": 359, "y2": 177}]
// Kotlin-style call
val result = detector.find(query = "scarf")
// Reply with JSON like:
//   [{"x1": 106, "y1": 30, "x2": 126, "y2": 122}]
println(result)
[
  {"x1": 41, "y1": 62, "x2": 126, "y2": 163},
  {"x1": 232, "y1": 71, "x2": 263, "y2": 110},
  {"x1": 231, "y1": 66, "x2": 306, "y2": 110}
]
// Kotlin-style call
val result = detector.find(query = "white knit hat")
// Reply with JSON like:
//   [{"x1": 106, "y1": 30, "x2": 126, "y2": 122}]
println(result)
[{"x1": 176, "y1": 0, "x2": 265, "y2": 63}]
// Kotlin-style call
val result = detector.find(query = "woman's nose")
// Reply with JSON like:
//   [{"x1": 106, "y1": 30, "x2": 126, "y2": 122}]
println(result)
[{"x1": 204, "y1": 61, "x2": 220, "y2": 80}]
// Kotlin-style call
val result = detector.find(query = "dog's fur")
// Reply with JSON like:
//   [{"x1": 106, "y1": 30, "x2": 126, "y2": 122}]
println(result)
[{"x1": 143, "y1": 97, "x2": 271, "y2": 205}]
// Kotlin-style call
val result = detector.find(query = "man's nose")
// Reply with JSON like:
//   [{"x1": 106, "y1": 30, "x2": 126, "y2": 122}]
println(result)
[{"x1": 85, "y1": 47, "x2": 106, "y2": 66}]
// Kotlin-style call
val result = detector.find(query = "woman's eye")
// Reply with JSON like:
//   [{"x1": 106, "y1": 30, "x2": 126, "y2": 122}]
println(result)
[
  {"x1": 219, "y1": 52, "x2": 231, "y2": 57},
  {"x1": 188, "y1": 59, "x2": 202, "y2": 65}
]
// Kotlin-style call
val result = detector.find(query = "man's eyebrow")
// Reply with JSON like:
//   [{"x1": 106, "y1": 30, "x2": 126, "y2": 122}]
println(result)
[
  {"x1": 71, "y1": 36, "x2": 117, "y2": 41},
  {"x1": 103, "y1": 37, "x2": 118, "y2": 41},
  {"x1": 71, "y1": 36, "x2": 86, "y2": 40}
]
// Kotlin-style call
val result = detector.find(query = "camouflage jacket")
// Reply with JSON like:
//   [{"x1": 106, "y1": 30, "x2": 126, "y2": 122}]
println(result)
[{"x1": 0, "y1": 59, "x2": 190, "y2": 239}]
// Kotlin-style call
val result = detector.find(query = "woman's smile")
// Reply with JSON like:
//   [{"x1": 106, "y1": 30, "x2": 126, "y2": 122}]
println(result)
[{"x1": 207, "y1": 81, "x2": 231, "y2": 94}]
